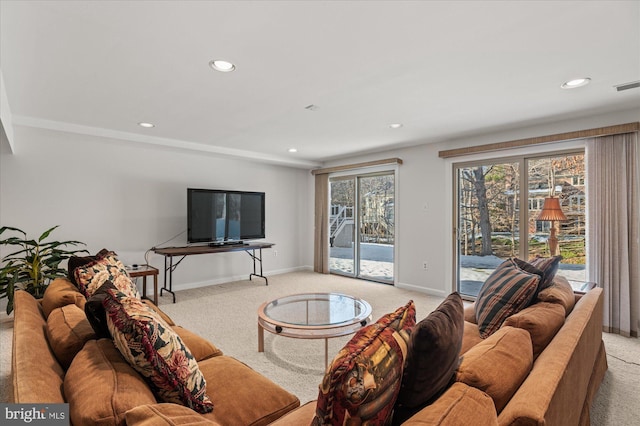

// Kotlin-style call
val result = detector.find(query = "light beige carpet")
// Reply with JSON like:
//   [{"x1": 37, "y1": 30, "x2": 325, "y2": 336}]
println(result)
[{"x1": 1, "y1": 271, "x2": 638, "y2": 425}]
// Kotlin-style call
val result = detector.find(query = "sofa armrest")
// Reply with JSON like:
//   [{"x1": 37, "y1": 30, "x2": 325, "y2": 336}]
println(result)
[
  {"x1": 497, "y1": 288, "x2": 604, "y2": 426},
  {"x1": 574, "y1": 281, "x2": 597, "y2": 296},
  {"x1": 126, "y1": 404, "x2": 222, "y2": 425}
]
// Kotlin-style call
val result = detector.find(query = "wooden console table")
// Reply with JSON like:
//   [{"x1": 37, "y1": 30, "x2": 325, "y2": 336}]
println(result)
[
  {"x1": 153, "y1": 242, "x2": 274, "y2": 303},
  {"x1": 126, "y1": 265, "x2": 159, "y2": 305}
]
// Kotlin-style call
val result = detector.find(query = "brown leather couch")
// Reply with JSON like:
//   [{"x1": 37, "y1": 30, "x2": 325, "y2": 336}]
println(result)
[{"x1": 12, "y1": 276, "x2": 606, "y2": 426}]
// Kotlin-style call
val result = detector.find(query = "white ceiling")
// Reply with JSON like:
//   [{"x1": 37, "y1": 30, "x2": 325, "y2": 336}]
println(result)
[{"x1": 1, "y1": 1, "x2": 639, "y2": 168}]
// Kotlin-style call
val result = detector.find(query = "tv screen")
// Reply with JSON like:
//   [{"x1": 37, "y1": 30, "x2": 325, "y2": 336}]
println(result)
[{"x1": 187, "y1": 189, "x2": 265, "y2": 243}]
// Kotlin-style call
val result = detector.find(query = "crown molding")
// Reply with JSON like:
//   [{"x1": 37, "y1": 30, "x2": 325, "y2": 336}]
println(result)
[{"x1": 10, "y1": 115, "x2": 322, "y2": 169}]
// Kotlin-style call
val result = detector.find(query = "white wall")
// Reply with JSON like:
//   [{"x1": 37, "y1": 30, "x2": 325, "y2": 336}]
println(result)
[
  {"x1": 321, "y1": 108, "x2": 640, "y2": 298},
  {"x1": 2, "y1": 107, "x2": 638, "y2": 307},
  {"x1": 0, "y1": 126, "x2": 312, "y2": 293}
]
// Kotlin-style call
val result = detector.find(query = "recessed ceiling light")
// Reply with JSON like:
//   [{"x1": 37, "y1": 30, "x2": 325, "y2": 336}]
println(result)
[
  {"x1": 288, "y1": 148, "x2": 298, "y2": 153},
  {"x1": 389, "y1": 123, "x2": 403, "y2": 129},
  {"x1": 138, "y1": 122, "x2": 155, "y2": 128},
  {"x1": 209, "y1": 59, "x2": 236, "y2": 72},
  {"x1": 561, "y1": 78, "x2": 591, "y2": 89}
]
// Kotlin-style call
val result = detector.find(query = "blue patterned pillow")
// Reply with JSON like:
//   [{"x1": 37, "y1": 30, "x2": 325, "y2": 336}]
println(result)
[{"x1": 474, "y1": 259, "x2": 541, "y2": 338}]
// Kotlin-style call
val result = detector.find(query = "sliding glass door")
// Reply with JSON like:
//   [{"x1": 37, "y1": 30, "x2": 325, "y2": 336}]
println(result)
[
  {"x1": 454, "y1": 151, "x2": 586, "y2": 298},
  {"x1": 456, "y1": 161, "x2": 521, "y2": 297},
  {"x1": 329, "y1": 172, "x2": 395, "y2": 283}
]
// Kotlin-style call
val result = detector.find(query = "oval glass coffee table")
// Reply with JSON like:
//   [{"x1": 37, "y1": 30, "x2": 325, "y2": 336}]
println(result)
[{"x1": 258, "y1": 293, "x2": 372, "y2": 367}]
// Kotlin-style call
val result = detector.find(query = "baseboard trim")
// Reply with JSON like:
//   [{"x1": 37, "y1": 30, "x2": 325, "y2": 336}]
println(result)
[
  {"x1": 160, "y1": 266, "x2": 311, "y2": 292},
  {"x1": 396, "y1": 282, "x2": 449, "y2": 298}
]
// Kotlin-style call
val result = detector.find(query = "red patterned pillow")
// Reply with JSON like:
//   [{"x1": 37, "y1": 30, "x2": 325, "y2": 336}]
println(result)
[
  {"x1": 103, "y1": 289, "x2": 214, "y2": 414},
  {"x1": 475, "y1": 258, "x2": 541, "y2": 338},
  {"x1": 313, "y1": 301, "x2": 415, "y2": 425},
  {"x1": 74, "y1": 250, "x2": 139, "y2": 299}
]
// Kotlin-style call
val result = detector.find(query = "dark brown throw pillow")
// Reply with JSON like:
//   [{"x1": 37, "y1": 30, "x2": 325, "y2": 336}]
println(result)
[
  {"x1": 393, "y1": 292, "x2": 464, "y2": 425},
  {"x1": 85, "y1": 280, "x2": 119, "y2": 339},
  {"x1": 529, "y1": 255, "x2": 562, "y2": 290}
]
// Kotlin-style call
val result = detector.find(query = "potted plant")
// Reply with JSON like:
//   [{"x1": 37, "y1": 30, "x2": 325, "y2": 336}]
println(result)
[{"x1": 0, "y1": 225, "x2": 87, "y2": 314}]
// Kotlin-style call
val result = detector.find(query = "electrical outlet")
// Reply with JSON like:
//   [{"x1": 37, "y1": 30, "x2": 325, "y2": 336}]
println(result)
[
  {"x1": 273, "y1": 250, "x2": 278, "y2": 257},
  {"x1": 422, "y1": 261, "x2": 428, "y2": 270}
]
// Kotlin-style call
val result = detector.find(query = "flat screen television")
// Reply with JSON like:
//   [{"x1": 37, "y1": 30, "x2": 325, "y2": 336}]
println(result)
[{"x1": 187, "y1": 188, "x2": 265, "y2": 244}]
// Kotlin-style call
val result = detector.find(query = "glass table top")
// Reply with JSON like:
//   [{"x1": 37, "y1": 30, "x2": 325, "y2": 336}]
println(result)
[{"x1": 262, "y1": 293, "x2": 372, "y2": 327}]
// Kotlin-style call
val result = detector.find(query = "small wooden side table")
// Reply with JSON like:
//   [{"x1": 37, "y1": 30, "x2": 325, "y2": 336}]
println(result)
[{"x1": 127, "y1": 265, "x2": 159, "y2": 305}]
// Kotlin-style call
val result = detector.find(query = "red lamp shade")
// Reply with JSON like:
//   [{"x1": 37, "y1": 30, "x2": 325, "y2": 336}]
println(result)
[{"x1": 537, "y1": 197, "x2": 567, "y2": 221}]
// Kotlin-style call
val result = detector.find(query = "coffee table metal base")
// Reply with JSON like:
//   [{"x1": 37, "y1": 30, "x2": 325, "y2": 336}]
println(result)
[
  {"x1": 257, "y1": 293, "x2": 372, "y2": 368},
  {"x1": 258, "y1": 325, "x2": 338, "y2": 368}
]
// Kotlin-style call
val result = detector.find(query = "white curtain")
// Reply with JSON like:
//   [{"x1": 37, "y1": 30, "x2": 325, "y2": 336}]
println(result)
[{"x1": 586, "y1": 132, "x2": 640, "y2": 337}]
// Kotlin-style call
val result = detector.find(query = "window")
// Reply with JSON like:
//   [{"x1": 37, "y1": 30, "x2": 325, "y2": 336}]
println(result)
[{"x1": 454, "y1": 151, "x2": 586, "y2": 298}]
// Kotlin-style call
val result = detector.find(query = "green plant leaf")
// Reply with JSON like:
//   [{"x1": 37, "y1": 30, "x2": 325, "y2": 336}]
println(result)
[
  {"x1": 38, "y1": 225, "x2": 60, "y2": 243},
  {"x1": 0, "y1": 226, "x2": 86, "y2": 312}
]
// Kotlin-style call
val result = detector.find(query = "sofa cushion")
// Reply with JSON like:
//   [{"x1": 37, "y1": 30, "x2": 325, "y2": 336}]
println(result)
[
  {"x1": 503, "y1": 301, "x2": 566, "y2": 359},
  {"x1": 64, "y1": 339, "x2": 158, "y2": 426},
  {"x1": 537, "y1": 275, "x2": 576, "y2": 315},
  {"x1": 475, "y1": 258, "x2": 541, "y2": 338},
  {"x1": 41, "y1": 278, "x2": 86, "y2": 319},
  {"x1": 268, "y1": 401, "x2": 316, "y2": 426},
  {"x1": 401, "y1": 382, "x2": 498, "y2": 426},
  {"x1": 172, "y1": 326, "x2": 223, "y2": 361},
  {"x1": 313, "y1": 301, "x2": 415, "y2": 426},
  {"x1": 529, "y1": 255, "x2": 562, "y2": 290},
  {"x1": 142, "y1": 298, "x2": 176, "y2": 326},
  {"x1": 464, "y1": 302, "x2": 477, "y2": 324},
  {"x1": 104, "y1": 288, "x2": 214, "y2": 414},
  {"x1": 126, "y1": 404, "x2": 222, "y2": 426},
  {"x1": 198, "y1": 356, "x2": 301, "y2": 426},
  {"x1": 74, "y1": 249, "x2": 139, "y2": 298},
  {"x1": 456, "y1": 326, "x2": 533, "y2": 413},
  {"x1": 46, "y1": 304, "x2": 96, "y2": 369},
  {"x1": 394, "y1": 293, "x2": 464, "y2": 423},
  {"x1": 460, "y1": 321, "x2": 484, "y2": 355}
]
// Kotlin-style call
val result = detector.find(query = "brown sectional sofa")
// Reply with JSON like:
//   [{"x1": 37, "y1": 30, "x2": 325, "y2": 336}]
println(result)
[
  {"x1": 12, "y1": 276, "x2": 606, "y2": 426},
  {"x1": 273, "y1": 277, "x2": 608, "y2": 426},
  {"x1": 12, "y1": 278, "x2": 300, "y2": 426}
]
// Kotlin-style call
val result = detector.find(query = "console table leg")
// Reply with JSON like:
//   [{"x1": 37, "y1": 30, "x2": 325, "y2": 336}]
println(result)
[{"x1": 160, "y1": 255, "x2": 176, "y2": 303}]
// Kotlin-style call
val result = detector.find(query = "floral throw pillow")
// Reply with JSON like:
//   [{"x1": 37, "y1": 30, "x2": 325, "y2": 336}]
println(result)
[
  {"x1": 313, "y1": 301, "x2": 416, "y2": 426},
  {"x1": 74, "y1": 250, "x2": 139, "y2": 299},
  {"x1": 103, "y1": 289, "x2": 214, "y2": 414}
]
